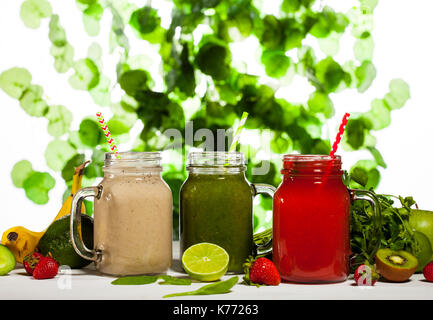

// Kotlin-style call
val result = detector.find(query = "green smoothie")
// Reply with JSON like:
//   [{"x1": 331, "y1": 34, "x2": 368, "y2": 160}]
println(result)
[{"x1": 180, "y1": 172, "x2": 253, "y2": 273}]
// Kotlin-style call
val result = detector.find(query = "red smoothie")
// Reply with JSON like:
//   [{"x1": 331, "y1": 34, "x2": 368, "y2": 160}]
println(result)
[{"x1": 273, "y1": 155, "x2": 351, "y2": 283}]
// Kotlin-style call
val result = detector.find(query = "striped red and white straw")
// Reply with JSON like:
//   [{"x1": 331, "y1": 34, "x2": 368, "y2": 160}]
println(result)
[{"x1": 96, "y1": 112, "x2": 121, "y2": 159}]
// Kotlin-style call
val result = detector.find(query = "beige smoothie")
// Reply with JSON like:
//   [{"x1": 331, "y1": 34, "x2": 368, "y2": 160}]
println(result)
[{"x1": 94, "y1": 168, "x2": 172, "y2": 276}]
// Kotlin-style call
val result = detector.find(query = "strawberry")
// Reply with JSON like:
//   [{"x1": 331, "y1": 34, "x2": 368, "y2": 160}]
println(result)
[
  {"x1": 23, "y1": 252, "x2": 43, "y2": 275},
  {"x1": 32, "y1": 256, "x2": 59, "y2": 280},
  {"x1": 354, "y1": 264, "x2": 379, "y2": 286},
  {"x1": 423, "y1": 261, "x2": 433, "y2": 282},
  {"x1": 243, "y1": 256, "x2": 281, "y2": 286}
]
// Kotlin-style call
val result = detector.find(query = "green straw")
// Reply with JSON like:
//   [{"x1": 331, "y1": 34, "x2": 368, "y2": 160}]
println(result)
[{"x1": 229, "y1": 112, "x2": 249, "y2": 152}]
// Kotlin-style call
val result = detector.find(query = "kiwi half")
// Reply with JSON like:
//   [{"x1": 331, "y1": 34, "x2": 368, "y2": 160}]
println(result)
[{"x1": 375, "y1": 248, "x2": 418, "y2": 282}]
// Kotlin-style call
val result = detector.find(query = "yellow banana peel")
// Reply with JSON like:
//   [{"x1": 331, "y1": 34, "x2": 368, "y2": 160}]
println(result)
[{"x1": 1, "y1": 161, "x2": 90, "y2": 264}]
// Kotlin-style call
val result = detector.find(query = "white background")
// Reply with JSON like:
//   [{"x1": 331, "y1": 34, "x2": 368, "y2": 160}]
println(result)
[{"x1": 1, "y1": 0, "x2": 433, "y2": 233}]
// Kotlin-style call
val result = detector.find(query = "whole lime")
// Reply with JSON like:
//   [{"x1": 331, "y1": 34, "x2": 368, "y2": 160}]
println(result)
[{"x1": 409, "y1": 209, "x2": 433, "y2": 260}]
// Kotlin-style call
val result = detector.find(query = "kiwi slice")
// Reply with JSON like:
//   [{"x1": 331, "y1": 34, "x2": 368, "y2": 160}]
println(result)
[{"x1": 375, "y1": 248, "x2": 418, "y2": 282}]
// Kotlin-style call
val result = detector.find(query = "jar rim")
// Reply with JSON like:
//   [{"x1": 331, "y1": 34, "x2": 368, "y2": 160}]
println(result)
[
  {"x1": 282, "y1": 154, "x2": 341, "y2": 162},
  {"x1": 104, "y1": 151, "x2": 162, "y2": 169},
  {"x1": 188, "y1": 151, "x2": 245, "y2": 167}
]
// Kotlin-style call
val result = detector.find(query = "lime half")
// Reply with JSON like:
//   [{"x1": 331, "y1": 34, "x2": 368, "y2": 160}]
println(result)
[{"x1": 182, "y1": 243, "x2": 229, "y2": 282}]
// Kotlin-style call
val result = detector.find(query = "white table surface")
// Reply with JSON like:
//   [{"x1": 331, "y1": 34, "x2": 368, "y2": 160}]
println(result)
[{"x1": 1, "y1": 242, "x2": 432, "y2": 300}]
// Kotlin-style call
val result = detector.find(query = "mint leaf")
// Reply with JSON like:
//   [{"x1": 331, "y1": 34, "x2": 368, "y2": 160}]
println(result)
[
  {"x1": 355, "y1": 60, "x2": 376, "y2": 93},
  {"x1": 45, "y1": 105, "x2": 73, "y2": 137},
  {"x1": 11, "y1": 160, "x2": 35, "y2": 188},
  {"x1": 384, "y1": 79, "x2": 410, "y2": 110},
  {"x1": 19, "y1": 85, "x2": 49, "y2": 117},
  {"x1": 83, "y1": 3, "x2": 104, "y2": 36},
  {"x1": 261, "y1": 50, "x2": 291, "y2": 78},
  {"x1": 50, "y1": 44, "x2": 74, "y2": 73},
  {"x1": 69, "y1": 58, "x2": 100, "y2": 90},
  {"x1": 158, "y1": 275, "x2": 192, "y2": 285},
  {"x1": 0, "y1": 67, "x2": 32, "y2": 99},
  {"x1": 22, "y1": 171, "x2": 56, "y2": 205},
  {"x1": 307, "y1": 91, "x2": 334, "y2": 118},
  {"x1": 45, "y1": 139, "x2": 76, "y2": 171},
  {"x1": 354, "y1": 36, "x2": 374, "y2": 62},
  {"x1": 111, "y1": 275, "x2": 159, "y2": 285},
  {"x1": 163, "y1": 276, "x2": 239, "y2": 298},
  {"x1": 49, "y1": 15, "x2": 67, "y2": 47},
  {"x1": 111, "y1": 275, "x2": 192, "y2": 286},
  {"x1": 78, "y1": 119, "x2": 104, "y2": 147},
  {"x1": 20, "y1": 0, "x2": 52, "y2": 29},
  {"x1": 118, "y1": 70, "x2": 151, "y2": 97}
]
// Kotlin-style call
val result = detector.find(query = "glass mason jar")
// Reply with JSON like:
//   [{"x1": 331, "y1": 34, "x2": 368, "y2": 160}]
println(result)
[
  {"x1": 273, "y1": 154, "x2": 382, "y2": 283},
  {"x1": 180, "y1": 151, "x2": 276, "y2": 273},
  {"x1": 71, "y1": 152, "x2": 173, "y2": 276}
]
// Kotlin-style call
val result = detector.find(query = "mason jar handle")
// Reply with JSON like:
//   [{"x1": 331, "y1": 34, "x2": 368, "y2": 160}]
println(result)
[
  {"x1": 70, "y1": 185, "x2": 103, "y2": 262},
  {"x1": 349, "y1": 188, "x2": 382, "y2": 266},
  {"x1": 251, "y1": 183, "x2": 276, "y2": 257}
]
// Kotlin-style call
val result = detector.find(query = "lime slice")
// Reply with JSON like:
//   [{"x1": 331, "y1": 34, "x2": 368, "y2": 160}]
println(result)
[{"x1": 182, "y1": 243, "x2": 229, "y2": 282}]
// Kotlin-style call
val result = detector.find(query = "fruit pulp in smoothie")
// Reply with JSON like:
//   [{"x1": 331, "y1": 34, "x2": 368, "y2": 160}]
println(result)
[
  {"x1": 180, "y1": 173, "x2": 253, "y2": 273},
  {"x1": 273, "y1": 173, "x2": 351, "y2": 283},
  {"x1": 94, "y1": 172, "x2": 172, "y2": 276}
]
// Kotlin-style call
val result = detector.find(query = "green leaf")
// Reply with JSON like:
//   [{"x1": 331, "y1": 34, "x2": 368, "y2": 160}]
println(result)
[
  {"x1": 367, "y1": 146, "x2": 387, "y2": 168},
  {"x1": 315, "y1": 57, "x2": 346, "y2": 93},
  {"x1": 349, "y1": 160, "x2": 380, "y2": 190},
  {"x1": 45, "y1": 139, "x2": 76, "y2": 171},
  {"x1": 355, "y1": 60, "x2": 376, "y2": 93},
  {"x1": 109, "y1": 5, "x2": 130, "y2": 53},
  {"x1": 89, "y1": 76, "x2": 111, "y2": 106},
  {"x1": 49, "y1": 15, "x2": 67, "y2": 47},
  {"x1": 158, "y1": 275, "x2": 192, "y2": 285},
  {"x1": 260, "y1": 15, "x2": 284, "y2": 50},
  {"x1": 50, "y1": 44, "x2": 75, "y2": 73},
  {"x1": 0, "y1": 67, "x2": 32, "y2": 99},
  {"x1": 22, "y1": 171, "x2": 56, "y2": 205},
  {"x1": 111, "y1": 275, "x2": 159, "y2": 285},
  {"x1": 11, "y1": 160, "x2": 34, "y2": 188},
  {"x1": 19, "y1": 85, "x2": 49, "y2": 117},
  {"x1": 364, "y1": 99, "x2": 391, "y2": 130},
  {"x1": 129, "y1": 6, "x2": 160, "y2": 36},
  {"x1": 282, "y1": 0, "x2": 301, "y2": 13},
  {"x1": 307, "y1": 91, "x2": 334, "y2": 118},
  {"x1": 163, "y1": 276, "x2": 239, "y2": 298},
  {"x1": 83, "y1": 162, "x2": 103, "y2": 179},
  {"x1": 383, "y1": 79, "x2": 410, "y2": 110},
  {"x1": 345, "y1": 118, "x2": 368, "y2": 149},
  {"x1": 270, "y1": 133, "x2": 292, "y2": 154},
  {"x1": 77, "y1": 0, "x2": 97, "y2": 4},
  {"x1": 261, "y1": 50, "x2": 291, "y2": 78},
  {"x1": 20, "y1": 0, "x2": 52, "y2": 29},
  {"x1": 78, "y1": 119, "x2": 104, "y2": 147},
  {"x1": 354, "y1": 35, "x2": 374, "y2": 62},
  {"x1": 61, "y1": 153, "x2": 86, "y2": 182},
  {"x1": 118, "y1": 70, "x2": 151, "y2": 97},
  {"x1": 317, "y1": 32, "x2": 341, "y2": 56},
  {"x1": 106, "y1": 118, "x2": 130, "y2": 136},
  {"x1": 195, "y1": 38, "x2": 231, "y2": 80},
  {"x1": 111, "y1": 275, "x2": 192, "y2": 286},
  {"x1": 68, "y1": 58, "x2": 100, "y2": 90},
  {"x1": 45, "y1": 105, "x2": 73, "y2": 137},
  {"x1": 83, "y1": 3, "x2": 104, "y2": 36}
]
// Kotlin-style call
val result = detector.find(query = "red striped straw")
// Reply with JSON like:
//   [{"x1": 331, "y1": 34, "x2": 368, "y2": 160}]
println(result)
[
  {"x1": 321, "y1": 112, "x2": 351, "y2": 185},
  {"x1": 329, "y1": 113, "x2": 351, "y2": 158},
  {"x1": 96, "y1": 112, "x2": 121, "y2": 159}
]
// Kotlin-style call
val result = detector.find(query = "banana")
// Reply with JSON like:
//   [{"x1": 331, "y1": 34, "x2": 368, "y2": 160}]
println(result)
[{"x1": 1, "y1": 161, "x2": 90, "y2": 263}]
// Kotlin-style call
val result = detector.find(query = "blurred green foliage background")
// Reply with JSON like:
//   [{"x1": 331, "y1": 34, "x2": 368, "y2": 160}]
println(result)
[{"x1": 0, "y1": 0, "x2": 410, "y2": 239}]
